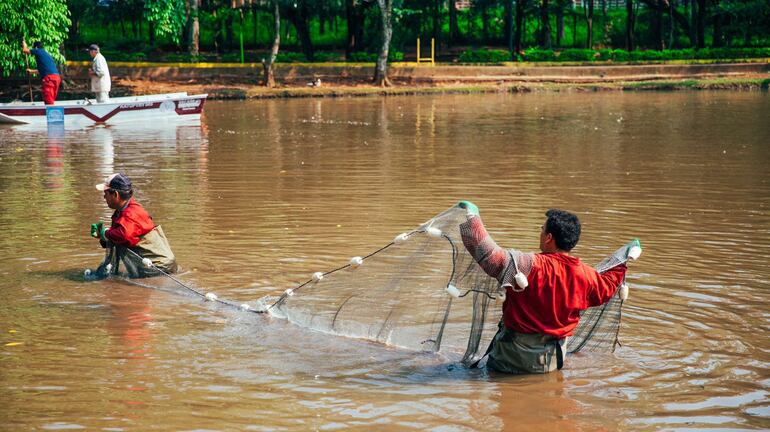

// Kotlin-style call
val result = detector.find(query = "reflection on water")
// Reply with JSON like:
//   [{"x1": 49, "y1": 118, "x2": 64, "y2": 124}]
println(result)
[{"x1": 1, "y1": 92, "x2": 769, "y2": 430}]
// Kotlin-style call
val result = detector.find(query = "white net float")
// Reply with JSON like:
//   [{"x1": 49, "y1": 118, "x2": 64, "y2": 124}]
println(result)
[
  {"x1": 426, "y1": 227, "x2": 443, "y2": 238},
  {"x1": 84, "y1": 269, "x2": 92, "y2": 277},
  {"x1": 349, "y1": 256, "x2": 363, "y2": 268},
  {"x1": 628, "y1": 245, "x2": 642, "y2": 260},
  {"x1": 285, "y1": 288, "x2": 295, "y2": 297},
  {"x1": 619, "y1": 283, "x2": 629, "y2": 301},
  {"x1": 445, "y1": 284, "x2": 461, "y2": 298},
  {"x1": 205, "y1": 292, "x2": 218, "y2": 301},
  {"x1": 240, "y1": 303, "x2": 251, "y2": 310},
  {"x1": 514, "y1": 272, "x2": 529, "y2": 289},
  {"x1": 142, "y1": 258, "x2": 153, "y2": 268},
  {"x1": 393, "y1": 233, "x2": 409, "y2": 244},
  {"x1": 312, "y1": 272, "x2": 324, "y2": 282}
]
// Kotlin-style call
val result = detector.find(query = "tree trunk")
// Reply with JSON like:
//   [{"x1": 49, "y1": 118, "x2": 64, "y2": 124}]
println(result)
[
  {"x1": 572, "y1": 8, "x2": 577, "y2": 46},
  {"x1": 433, "y1": 0, "x2": 440, "y2": 46},
  {"x1": 286, "y1": 2, "x2": 315, "y2": 61},
  {"x1": 252, "y1": 4, "x2": 258, "y2": 46},
  {"x1": 668, "y1": 0, "x2": 674, "y2": 49},
  {"x1": 601, "y1": 0, "x2": 607, "y2": 44},
  {"x1": 653, "y1": 0, "x2": 663, "y2": 50},
  {"x1": 625, "y1": 0, "x2": 635, "y2": 50},
  {"x1": 212, "y1": 9, "x2": 222, "y2": 53},
  {"x1": 188, "y1": 0, "x2": 200, "y2": 56},
  {"x1": 689, "y1": 0, "x2": 697, "y2": 46},
  {"x1": 584, "y1": 0, "x2": 594, "y2": 49},
  {"x1": 226, "y1": 13, "x2": 234, "y2": 50},
  {"x1": 505, "y1": 0, "x2": 514, "y2": 57},
  {"x1": 712, "y1": 9, "x2": 723, "y2": 47},
  {"x1": 449, "y1": 0, "x2": 460, "y2": 44},
  {"x1": 555, "y1": 0, "x2": 565, "y2": 47},
  {"x1": 696, "y1": 0, "x2": 705, "y2": 48},
  {"x1": 540, "y1": 0, "x2": 551, "y2": 48},
  {"x1": 346, "y1": 0, "x2": 368, "y2": 59},
  {"x1": 373, "y1": 0, "x2": 393, "y2": 87},
  {"x1": 262, "y1": 2, "x2": 281, "y2": 88},
  {"x1": 515, "y1": 0, "x2": 526, "y2": 55}
]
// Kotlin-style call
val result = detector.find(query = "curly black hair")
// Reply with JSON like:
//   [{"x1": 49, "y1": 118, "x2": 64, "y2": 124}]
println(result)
[{"x1": 544, "y1": 209, "x2": 581, "y2": 251}]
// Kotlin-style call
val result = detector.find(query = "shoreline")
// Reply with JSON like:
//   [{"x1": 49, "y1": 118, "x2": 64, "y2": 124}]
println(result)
[
  {"x1": 114, "y1": 76, "x2": 770, "y2": 100},
  {"x1": 2, "y1": 61, "x2": 768, "y2": 101}
]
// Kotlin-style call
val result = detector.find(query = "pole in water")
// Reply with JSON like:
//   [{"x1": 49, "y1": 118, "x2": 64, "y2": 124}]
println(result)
[{"x1": 23, "y1": 39, "x2": 33, "y2": 102}]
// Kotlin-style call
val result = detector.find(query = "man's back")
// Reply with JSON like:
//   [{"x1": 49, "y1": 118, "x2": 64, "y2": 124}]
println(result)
[
  {"x1": 502, "y1": 252, "x2": 625, "y2": 338},
  {"x1": 30, "y1": 48, "x2": 59, "y2": 78}
]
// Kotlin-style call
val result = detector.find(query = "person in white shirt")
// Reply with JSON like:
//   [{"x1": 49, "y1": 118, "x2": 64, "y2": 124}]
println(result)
[{"x1": 87, "y1": 44, "x2": 111, "y2": 103}]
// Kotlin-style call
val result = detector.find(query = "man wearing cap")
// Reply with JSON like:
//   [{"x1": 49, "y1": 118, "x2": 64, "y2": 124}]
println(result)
[
  {"x1": 87, "y1": 44, "x2": 110, "y2": 103},
  {"x1": 455, "y1": 201, "x2": 635, "y2": 374},
  {"x1": 91, "y1": 173, "x2": 177, "y2": 278},
  {"x1": 22, "y1": 40, "x2": 61, "y2": 105}
]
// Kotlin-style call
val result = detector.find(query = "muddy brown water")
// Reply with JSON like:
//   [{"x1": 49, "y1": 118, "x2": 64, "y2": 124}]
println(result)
[{"x1": 1, "y1": 92, "x2": 768, "y2": 431}]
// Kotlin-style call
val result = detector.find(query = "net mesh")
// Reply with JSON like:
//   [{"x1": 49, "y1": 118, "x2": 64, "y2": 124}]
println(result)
[
  {"x1": 265, "y1": 206, "x2": 636, "y2": 365},
  {"x1": 87, "y1": 206, "x2": 636, "y2": 365}
]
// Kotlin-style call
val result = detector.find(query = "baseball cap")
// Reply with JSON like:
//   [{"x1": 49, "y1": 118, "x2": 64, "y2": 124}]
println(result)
[
  {"x1": 87, "y1": 44, "x2": 100, "y2": 52},
  {"x1": 95, "y1": 173, "x2": 132, "y2": 191}
]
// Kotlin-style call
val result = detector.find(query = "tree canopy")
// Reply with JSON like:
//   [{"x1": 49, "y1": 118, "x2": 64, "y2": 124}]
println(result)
[{"x1": 0, "y1": 0, "x2": 70, "y2": 76}]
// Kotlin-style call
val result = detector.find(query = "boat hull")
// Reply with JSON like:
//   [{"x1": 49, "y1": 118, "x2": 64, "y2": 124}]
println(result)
[{"x1": 0, "y1": 93, "x2": 207, "y2": 127}]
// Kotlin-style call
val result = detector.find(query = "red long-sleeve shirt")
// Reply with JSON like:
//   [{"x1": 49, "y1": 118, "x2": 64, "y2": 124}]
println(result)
[
  {"x1": 460, "y1": 216, "x2": 626, "y2": 338},
  {"x1": 105, "y1": 198, "x2": 155, "y2": 247}
]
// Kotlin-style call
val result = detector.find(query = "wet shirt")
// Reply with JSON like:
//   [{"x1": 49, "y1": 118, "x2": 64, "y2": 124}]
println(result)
[
  {"x1": 30, "y1": 48, "x2": 60, "y2": 78},
  {"x1": 460, "y1": 215, "x2": 626, "y2": 338},
  {"x1": 106, "y1": 198, "x2": 156, "y2": 247}
]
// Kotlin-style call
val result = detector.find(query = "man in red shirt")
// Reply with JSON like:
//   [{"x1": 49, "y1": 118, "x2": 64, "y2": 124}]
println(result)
[
  {"x1": 91, "y1": 173, "x2": 177, "y2": 277},
  {"x1": 457, "y1": 201, "x2": 630, "y2": 374}
]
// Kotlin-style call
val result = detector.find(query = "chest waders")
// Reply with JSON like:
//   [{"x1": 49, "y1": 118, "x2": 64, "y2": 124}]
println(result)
[{"x1": 92, "y1": 225, "x2": 177, "y2": 279}]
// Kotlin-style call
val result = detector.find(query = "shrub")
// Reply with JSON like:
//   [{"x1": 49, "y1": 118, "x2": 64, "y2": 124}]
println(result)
[
  {"x1": 313, "y1": 51, "x2": 343, "y2": 62},
  {"x1": 522, "y1": 48, "x2": 556, "y2": 61},
  {"x1": 275, "y1": 52, "x2": 307, "y2": 62},
  {"x1": 557, "y1": 48, "x2": 597, "y2": 61},
  {"x1": 458, "y1": 49, "x2": 511, "y2": 63},
  {"x1": 346, "y1": 51, "x2": 404, "y2": 62}
]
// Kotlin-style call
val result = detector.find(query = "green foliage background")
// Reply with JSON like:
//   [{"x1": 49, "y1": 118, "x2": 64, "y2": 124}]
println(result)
[
  {"x1": 0, "y1": 0, "x2": 70, "y2": 76},
  {"x1": 1, "y1": 0, "x2": 770, "y2": 77}
]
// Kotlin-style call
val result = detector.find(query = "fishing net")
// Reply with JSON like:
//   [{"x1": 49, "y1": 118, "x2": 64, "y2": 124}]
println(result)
[
  {"x1": 85, "y1": 206, "x2": 638, "y2": 366},
  {"x1": 262, "y1": 206, "x2": 638, "y2": 366},
  {"x1": 87, "y1": 245, "x2": 164, "y2": 280}
]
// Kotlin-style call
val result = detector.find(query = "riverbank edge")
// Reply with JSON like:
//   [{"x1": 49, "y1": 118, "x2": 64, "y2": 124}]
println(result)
[
  {"x1": 116, "y1": 76, "x2": 770, "y2": 100},
  {"x1": 2, "y1": 61, "x2": 768, "y2": 102}
]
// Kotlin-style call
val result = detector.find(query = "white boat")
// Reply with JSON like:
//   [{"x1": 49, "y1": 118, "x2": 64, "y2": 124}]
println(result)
[{"x1": 0, "y1": 92, "x2": 207, "y2": 127}]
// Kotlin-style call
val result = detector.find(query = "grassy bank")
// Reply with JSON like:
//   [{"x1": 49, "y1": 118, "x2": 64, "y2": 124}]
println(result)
[
  {"x1": 2, "y1": 68, "x2": 767, "y2": 103},
  {"x1": 114, "y1": 76, "x2": 770, "y2": 100}
]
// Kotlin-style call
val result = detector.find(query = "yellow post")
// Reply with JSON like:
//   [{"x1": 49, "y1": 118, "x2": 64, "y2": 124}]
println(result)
[
  {"x1": 417, "y1": 37, "x2": 435, "y2": 66},
  {"x1": 431, "y1": 37, "x2": 435, "y2": 65}
]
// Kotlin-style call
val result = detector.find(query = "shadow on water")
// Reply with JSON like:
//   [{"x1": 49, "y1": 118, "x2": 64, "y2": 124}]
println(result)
[{"x1": 29, "y1": 268, "x2": 92, "y2": 283}]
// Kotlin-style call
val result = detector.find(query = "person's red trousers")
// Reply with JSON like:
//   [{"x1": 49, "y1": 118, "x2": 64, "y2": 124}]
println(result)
[{"x1": 41, "y1": 74, "x2": 61, "y2": 105}]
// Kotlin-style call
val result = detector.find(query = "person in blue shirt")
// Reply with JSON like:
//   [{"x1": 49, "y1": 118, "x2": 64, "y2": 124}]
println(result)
[{"x1": 22, "y1": 40, "x2": 61, "y2": 105}]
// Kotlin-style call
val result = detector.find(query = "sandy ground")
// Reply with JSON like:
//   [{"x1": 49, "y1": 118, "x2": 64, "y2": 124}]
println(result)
[{"x1": 116, "y1": 74, "x2": 770, "y2": 99}]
